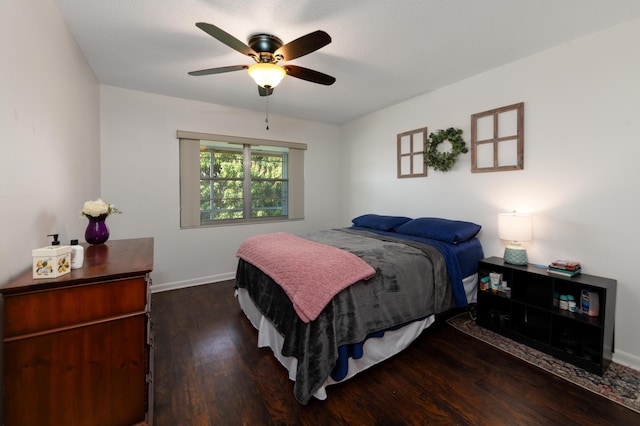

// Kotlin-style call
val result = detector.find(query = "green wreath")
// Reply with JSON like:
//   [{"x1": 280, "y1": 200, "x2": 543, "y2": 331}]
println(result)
[{"x1": 424, "y1": 127, "x2": 468, "y2": 172}]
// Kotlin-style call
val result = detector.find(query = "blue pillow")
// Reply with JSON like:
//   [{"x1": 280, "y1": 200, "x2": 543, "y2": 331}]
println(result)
[
  {"x1": 351, "y1": 214, "x2": 412, "y2": 232},
  {"x1": 395, "y1": 217, "x2": 481, "y2": 244}
]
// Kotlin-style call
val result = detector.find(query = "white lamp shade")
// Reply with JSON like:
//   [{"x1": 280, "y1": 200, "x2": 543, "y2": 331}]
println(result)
[
  {"x1": 248, "y1": 63, "x2": 286, "y2": 88},
  {"x1": 498, "y1": 213, "x2": 532, "y2": 242}
]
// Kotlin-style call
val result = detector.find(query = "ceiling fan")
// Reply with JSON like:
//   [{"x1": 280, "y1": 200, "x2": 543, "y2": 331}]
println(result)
[{"x1": 188, "y1": 22, "x2": 336, "y2": 96}]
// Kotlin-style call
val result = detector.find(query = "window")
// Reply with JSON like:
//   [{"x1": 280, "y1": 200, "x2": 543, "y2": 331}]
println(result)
[
  {"x1": 178, "y1": 131, "x2": 306, "y2": 227},
  {"x1": 199, "y1": 141, "x2": 289, "y2": 221}
]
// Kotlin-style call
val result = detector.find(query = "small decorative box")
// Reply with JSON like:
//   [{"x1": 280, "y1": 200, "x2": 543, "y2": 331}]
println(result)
[{"x1": 32, "y1": 245, "x2": 72, "y2": 279}]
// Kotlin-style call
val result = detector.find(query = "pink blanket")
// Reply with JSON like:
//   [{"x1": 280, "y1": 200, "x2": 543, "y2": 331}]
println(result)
[{"x1": 236, "y1": 232, "x2": 376, "y2": 323}]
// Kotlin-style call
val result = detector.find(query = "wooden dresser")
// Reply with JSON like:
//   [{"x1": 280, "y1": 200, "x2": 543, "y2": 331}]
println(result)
[{"x1": 0, "y1": 238, "x2": 154, "y2": 426}]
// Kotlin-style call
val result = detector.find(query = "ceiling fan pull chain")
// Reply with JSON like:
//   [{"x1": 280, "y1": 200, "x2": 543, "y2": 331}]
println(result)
[{"x1": 265, "y1": 95, "x2": 270, "y2": 130}]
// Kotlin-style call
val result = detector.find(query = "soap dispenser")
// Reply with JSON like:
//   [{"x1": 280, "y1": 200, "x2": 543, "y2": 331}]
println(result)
[
  {"x1": 70, "y1": 239, "x2": 84, "y2": 269},
  {"x1": 32, "y1": 234, "x2": 72, "y2": 278},
  {"x1": 47, "y1": 233, "x2": 61, "y2": 246}
]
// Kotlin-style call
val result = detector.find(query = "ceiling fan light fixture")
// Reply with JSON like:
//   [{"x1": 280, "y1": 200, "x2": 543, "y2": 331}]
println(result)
[{"x1": 248, "y1": 63, "x2": 286, "y2": 88}]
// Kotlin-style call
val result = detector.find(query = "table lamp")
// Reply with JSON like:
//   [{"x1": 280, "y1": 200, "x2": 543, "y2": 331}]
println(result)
[{"x1": 498, "y1": 212, "x2": 532, "y2": 265}]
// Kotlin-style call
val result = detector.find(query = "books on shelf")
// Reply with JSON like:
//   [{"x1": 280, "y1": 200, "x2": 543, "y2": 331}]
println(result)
[
  {"x1": 547, "y1": 267, "x2": 582, "y2": 277},
  {"x1": 548, "y1": 259, "x2": 582, "y2": 277},
  {"x1": 549, "y1": 260, "x2": 581, "y2": 271}
]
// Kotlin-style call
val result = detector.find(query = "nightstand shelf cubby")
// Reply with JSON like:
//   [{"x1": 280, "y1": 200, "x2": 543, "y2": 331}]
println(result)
[{"x1": 476, "y1": 256, "x2": 616, "y2": 375}]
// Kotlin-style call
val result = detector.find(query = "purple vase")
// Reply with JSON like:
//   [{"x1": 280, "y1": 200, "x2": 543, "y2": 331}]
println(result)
[{"x1": 85, "y1": 214, "x2": 110, "y2": 245}]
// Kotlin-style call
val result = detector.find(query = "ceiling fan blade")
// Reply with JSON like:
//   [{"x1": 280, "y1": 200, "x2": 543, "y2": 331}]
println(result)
[
  {"x1": 275, "y1": 30, "x2": 331, "y2": 61},
  {"x1": 284, "y1": 65, "x2": 336, "y2": 85},
  {"x1": 188, "y1": 65, "x2": 247, "y2": 76},
  {"x1": 195, "y1": 22, "x2": 256, "y2": 57},
  {"x1": 258, "y1": 86, "x2": 274, "y2": 97}
]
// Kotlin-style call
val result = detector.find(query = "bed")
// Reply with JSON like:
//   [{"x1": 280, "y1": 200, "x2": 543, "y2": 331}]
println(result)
[{"x1": 234, "y1": 214, "x2": 484, "y2": 404}]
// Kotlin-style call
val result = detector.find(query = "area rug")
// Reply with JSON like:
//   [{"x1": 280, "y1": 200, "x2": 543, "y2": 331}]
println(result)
[{"x1": 447, "y1": 312, "x2": 640, "y2": 414}]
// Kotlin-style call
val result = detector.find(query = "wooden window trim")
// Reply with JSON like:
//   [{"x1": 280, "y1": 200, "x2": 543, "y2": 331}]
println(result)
[
  {"x1": 397, "y1": 127, "x2": 428, "y2": 178},
  {"x1": 471, "y1": 102, "x2": 524, "y2": 173}
]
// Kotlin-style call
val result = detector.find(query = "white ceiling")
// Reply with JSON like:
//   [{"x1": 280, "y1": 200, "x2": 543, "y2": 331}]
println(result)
[{"x1": 55, "y1": 0, "x2": 640, "y2": 125}]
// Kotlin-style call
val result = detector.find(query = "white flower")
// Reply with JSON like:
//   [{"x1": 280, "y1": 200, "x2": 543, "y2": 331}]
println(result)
[{"x1": 81, "y1": 198, "x2": 122, "y2": 217}]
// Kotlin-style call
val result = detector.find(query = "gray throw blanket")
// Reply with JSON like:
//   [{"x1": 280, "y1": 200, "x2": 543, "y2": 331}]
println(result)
[{"x1": 235, "y1": 229, "x2": 453, "y2": 404}]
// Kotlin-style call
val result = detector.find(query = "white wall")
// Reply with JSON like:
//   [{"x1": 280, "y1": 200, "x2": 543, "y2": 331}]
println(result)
[
  {"x1": 340, "y1": 18, "x2": 640, "y2": 369},
  {"x1": 99, "y1": 86, "x2": 343, "y2": 290},
  {"x1": 0, "y1": 0, "x2": 100, "y2": 284}
]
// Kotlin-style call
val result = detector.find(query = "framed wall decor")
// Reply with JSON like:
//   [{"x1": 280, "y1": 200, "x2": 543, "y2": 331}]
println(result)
[
  {"x1": 397, "y1": 127, "x2": 428, "y2": 178},
  {"x1": 471, "y1": 102, "x2": 524, "y2": 173}
]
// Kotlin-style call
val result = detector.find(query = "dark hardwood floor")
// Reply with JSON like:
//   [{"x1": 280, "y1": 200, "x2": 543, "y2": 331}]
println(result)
[{"x1": 152, "y1": 281, "x2": 639, "y2": 425}]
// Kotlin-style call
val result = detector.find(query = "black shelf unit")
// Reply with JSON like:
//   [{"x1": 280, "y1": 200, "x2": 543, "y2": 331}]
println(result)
[{"x1": 476, "y1": 256, "x2": 616, "y2": 375}]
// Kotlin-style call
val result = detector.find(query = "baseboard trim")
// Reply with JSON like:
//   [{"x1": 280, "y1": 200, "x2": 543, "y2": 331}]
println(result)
[
  {"x1": 150, "y1": 272, "x2": 235, "y2": 293},
  {"x1": 613, "y1": 350, "x2": 640, "y2": 372}
]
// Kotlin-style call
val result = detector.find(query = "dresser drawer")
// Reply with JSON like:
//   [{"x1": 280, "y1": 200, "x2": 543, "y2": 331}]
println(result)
[
  {"x1": 3, "y1": 276, "x2": 147, "y2": 339},
  {"x1": 3, "y1": 315, "x2": 147, "y2": 425}
]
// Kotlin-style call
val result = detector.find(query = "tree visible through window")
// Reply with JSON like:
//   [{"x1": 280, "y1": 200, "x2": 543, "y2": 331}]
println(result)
[{"x1": 199, "y1": 141, "x2": 288, "y2": 222}]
